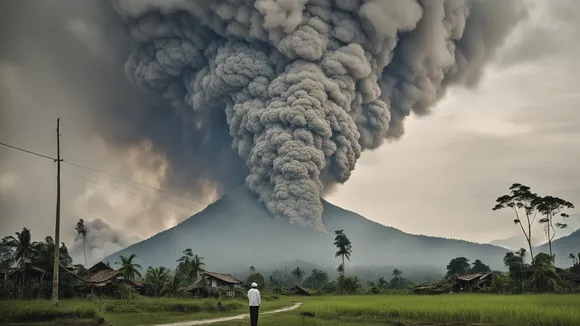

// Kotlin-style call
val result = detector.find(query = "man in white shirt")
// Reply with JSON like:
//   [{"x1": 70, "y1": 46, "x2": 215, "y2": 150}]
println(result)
[{"x1": 247, "y1": 282, "x2": 261, "y2": 326}]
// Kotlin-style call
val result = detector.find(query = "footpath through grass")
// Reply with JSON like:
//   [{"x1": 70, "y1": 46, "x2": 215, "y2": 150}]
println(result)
[
  {"x1": 213, "y1": 294, "x2": 580, "y2": 326},
  {"x1": 0, "y1": 295, "x2": 293, "y2": 326}
]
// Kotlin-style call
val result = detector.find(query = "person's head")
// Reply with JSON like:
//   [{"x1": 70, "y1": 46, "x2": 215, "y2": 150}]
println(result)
[{"x1": 251, "y1": 282, "x2": 258, "y2": 288}]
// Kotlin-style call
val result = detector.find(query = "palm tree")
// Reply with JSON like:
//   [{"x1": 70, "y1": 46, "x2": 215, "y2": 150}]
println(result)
[
  {"x1": 146, "y1": 267, "x2": 171, "y2": 296},
  {"x1": 186, "y1": 254, "x2": 206, "y2": 283},
  {"x1": 291, "y1": 266, "x2": 304, "y2": 286},
  {"x1": 162, "y1": 274, "x2": 185, "y2": 298},
  {"x1": 334, "y1": 230, "x2": 352, "y2": 276},
  {"x1": 75, "y1": 219, "x2": 88, "y2": 267},
  {"x1": 34, "y1": 237, "x2": 73, "y2": 272},
  {"x1": 116, "y1": 254, "x2": 142, "y2": 280},
  {"x1": 2, "y1": 228, "x2": 41, "y2": 266}
]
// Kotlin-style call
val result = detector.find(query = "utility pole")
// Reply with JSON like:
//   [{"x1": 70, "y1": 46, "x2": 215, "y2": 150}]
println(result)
[{"x1": 52, "y1": 118, "x2": 63, "y2": 305}]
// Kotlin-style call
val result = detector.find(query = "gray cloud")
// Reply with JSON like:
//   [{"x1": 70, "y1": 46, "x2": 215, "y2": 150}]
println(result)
[
  {"x1": 3, "y1": 0, "x2": 579, "y2": 267},
  {"x1": 69, "y1": 218, "x2": 142, "y2": 267},
  {"x1": 112, "y1": 0, "x2": 527, "y2": 230}
]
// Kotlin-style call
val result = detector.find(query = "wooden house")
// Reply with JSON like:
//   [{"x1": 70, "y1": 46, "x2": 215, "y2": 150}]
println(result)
[
  {"x1": 187, "y1": 271, "x2": 243, "y2": 298},
  {"x1": 455, "y1": 273, "x2": 493, "y2": 292},
  {"x1": 79, "y1": 262, "x2": 145, "y2": 295}
]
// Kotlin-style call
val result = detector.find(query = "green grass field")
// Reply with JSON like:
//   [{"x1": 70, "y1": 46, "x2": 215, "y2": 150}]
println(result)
[{"x1": 1, "y1": 294, "x2": 579, "y2": 326}]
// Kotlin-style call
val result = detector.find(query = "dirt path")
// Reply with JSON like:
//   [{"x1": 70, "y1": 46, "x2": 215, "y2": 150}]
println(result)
[{"x1": 146, "y1": 302, "x2": 303, "y2": 326}]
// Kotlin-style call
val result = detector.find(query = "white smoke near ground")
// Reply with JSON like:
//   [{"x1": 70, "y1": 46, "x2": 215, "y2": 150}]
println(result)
[
  {"x1": 70, "y1": 218, "x2": 142, "y2": 267},
  {"x1": 110, "y1": 0, "x2": 527, "y2": 231}
]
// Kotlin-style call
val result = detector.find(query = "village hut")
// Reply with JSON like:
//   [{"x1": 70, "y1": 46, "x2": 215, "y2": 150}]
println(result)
[
  {"x1": 4, "y1": 264, "x2": 47, "y2": 286},
  {"x1": 289, "y1": 285, "x2": 312, "y2": 296},
  {"x1": 186, "y1": 272, "x2": 243, "y2": 298},
  {"x1": 79, "y1": 262, "x2": 145, "y2": 295},
  {"x1": 454, "y1": 273, "x2": 493, "y2": 292}
]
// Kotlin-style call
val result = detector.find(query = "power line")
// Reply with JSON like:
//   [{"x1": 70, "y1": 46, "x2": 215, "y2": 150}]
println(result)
[
  {"x1": 62, "y1": 171, "x2": 194, "y2": 211},
  {"x1": 0, "y1": 141, "x2": 56, "y2": 161},
  {"x1": 63, "y1": 160, "x2": 200, "y2": 205},
  {"x1": 0, "y1": 139, "x2": 204, "y2": 206}
]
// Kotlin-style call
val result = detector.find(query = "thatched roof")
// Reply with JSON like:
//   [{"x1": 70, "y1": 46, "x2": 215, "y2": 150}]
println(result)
[
  {"x1": 6, "y1": 264, "x2": 47, "y2": 276},
  {"x1": 203, "y1": 272, "x2": 242, "y2": 284},
  {"x1": 86, "y1": 269, "x2": 120, "y2": 284},
  {"x1": 290, "y1": 285, "x2": 312, "y2": 296}
]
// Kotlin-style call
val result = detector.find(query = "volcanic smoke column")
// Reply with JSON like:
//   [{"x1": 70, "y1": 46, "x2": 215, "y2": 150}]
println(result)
[{"x1": 113, "y1": 0, "x2": 526, "y2": 231}]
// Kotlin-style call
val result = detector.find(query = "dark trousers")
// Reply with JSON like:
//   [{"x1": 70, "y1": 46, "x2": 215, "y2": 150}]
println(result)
[{"x1": 249, "y1": 305, "x2": 259, "y2": 326}]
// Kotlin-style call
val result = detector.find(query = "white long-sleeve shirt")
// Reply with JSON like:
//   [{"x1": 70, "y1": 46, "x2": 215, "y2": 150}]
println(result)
[{"x1": 247, "y1": 288, "x2": 261, "y2": 306}]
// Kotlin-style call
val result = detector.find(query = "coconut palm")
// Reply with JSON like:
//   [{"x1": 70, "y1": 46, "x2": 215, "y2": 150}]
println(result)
[
  {"x1": 146, "y1": 267, "x2": 171, "y2": 296},
  {"x1": 162, "y1": 274, "x2": 185, "y2": 298},
  {"x1": 334, "y1": 230, "x2": 352, "y2": 276},
  {"x1": 34, "y1": 237, "x2": 73, "y2": 271},
  {"x1": 186, "y1": 254, "x2": 206, "y2": 283},
  {"x1": 75, "y1": 219, "x2": 88, "y2": 267},
  {"x1": 2, "y1": 228, "x2": 42, "y2": 266},
  {"x1": 116, "y1": 254, "x2": 142, "y2": 280},
  {"x1": 291, "y1": 266, "x2": 304, "y2": 286}
]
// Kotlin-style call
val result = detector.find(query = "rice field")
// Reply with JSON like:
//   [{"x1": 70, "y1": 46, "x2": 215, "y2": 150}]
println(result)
[
  {"x1": 214, "y1": 294, "x2": 580, "y2": 326},
  {"x1": 2, "y1": 294, "x2": 580, "y2": 326}
]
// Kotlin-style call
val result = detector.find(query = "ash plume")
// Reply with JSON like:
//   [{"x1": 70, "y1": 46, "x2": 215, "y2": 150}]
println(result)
[
  {"x1": 111, "y1": 0, "x2": 526, "y2": 231},
  {"x1": 70, "y1": 218, "x2": 141, "y2": 267}
]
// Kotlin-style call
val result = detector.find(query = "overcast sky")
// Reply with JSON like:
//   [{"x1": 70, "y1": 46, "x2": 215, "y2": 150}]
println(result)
[{"x1": 1, "y1": 0, "x2": 579, "y2": 262}]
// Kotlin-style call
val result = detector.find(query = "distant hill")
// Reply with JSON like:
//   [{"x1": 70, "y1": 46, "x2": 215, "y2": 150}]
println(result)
[
  {"x1": 490, "y1": 214, "x2": 579, "y2": 256},
  {"x1": 490, "y1": 235, "x2": 543, "y2": 251},
  {"x1": 103, "y1": 187, "x2": 509, "y2": 273},
  {"x1": 535, "y1": 229, "x2": 580, "y2": 266}
]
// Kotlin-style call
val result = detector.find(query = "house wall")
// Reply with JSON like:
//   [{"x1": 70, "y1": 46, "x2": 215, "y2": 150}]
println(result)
[{"x1": 211, "y1": 279, "x2": 217, "y2": 288}]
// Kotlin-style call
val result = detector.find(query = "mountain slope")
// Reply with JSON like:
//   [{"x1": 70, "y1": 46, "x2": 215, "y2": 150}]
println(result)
[
  {"x1": 103, "y1": 187, "x2": 508, "y2": 272},
  {"x1": 535, "y1": 229, "x2": 580, "y2": 266}
]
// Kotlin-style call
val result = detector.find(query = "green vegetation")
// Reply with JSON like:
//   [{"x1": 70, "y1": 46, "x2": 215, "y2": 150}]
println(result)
[
  {"x1": 0, "y1": 296, "x2": 292, "y2": 326},
  {"x1": 0, "y1": 182, "x2": 578, "y2": 325},
  {"x1": 211, "y1": 294, "x2": 580, "y2": 326}
]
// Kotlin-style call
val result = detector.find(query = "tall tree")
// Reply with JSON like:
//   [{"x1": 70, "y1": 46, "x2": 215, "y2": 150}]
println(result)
[
  {"x1": 2, "y1": 227, "x2": 42, "y2": 266},
  {"x1": 446, "y1": 257, "x2": 471, "y2": 278},
  {"x1": 492, "y1": 183, "x2": 540, "y2": 261},
  {"x1": 116, "y1": 254, "x2": 142, "y2": 280},
  {"x1": 333, "y1": 229, "x2": 352, "y2": 276},
  {"x1": 75, "y1": 219, "x2": 88, "y2": 267},
  {"x1": 249, "y1": 266, "x2": 256, "y2": 274},
  {"x1": 536, "y1": 196, "x2": 574, "y2": 257},
  {"x1": 291, "y1": 266, "x2": 304, "y2": 286}
]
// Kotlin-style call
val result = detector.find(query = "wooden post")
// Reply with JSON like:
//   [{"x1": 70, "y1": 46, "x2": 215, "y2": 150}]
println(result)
[{"x1": 52, "y1": 118, "x2": 62, "y2": 305}]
